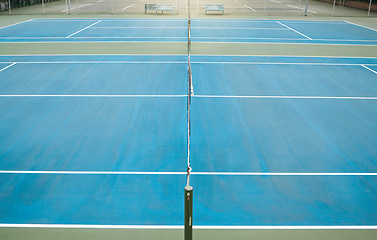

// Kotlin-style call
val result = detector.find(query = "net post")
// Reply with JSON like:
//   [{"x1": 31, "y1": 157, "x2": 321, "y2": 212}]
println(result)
[{"x1": 184, "y1": 185, "x2": 193, "y2": 240}]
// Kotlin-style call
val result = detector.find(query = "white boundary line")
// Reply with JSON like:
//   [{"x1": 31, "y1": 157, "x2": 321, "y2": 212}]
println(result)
[
  {"x1": 0, "y1": 224, "x2": 182, "y2": 229},
  {"x1": 66, "y1": 20, "x2": 101, "y2": 38},
  {"x1": 192, "y1": 55, "x2": 377, "y2": 59},
  {"x1": 277, "y1": 21, "x2": 312, "y2": 40},
  {"x1": 0, "y1": 95, "x2": 186, "y2": 98},
  {"x1": 69, "y1": 37, "x2": 186, "y2": 39},
  {"x1": 191, "y1": 62, "x2": 377, "y2": 66},
  {"x1": 0, "y1": 224, "x2": 376, "y2": 229},
  {"x1": 0, "y1": 62, "x2": 16, "y2": 72},
  {"x1": 361, "y1": 64, "x2": 377, "y2": 75},
  {"x1": 4, "y1": 95, "x2": 374, "y2": 100},
  {"x1": 0, "y1": 61, "x2": 187, "y2": 64},
  {"x1": 243, "y1": 5, "x2": 257, "y2": 11},
  {"x1": 0, "y1": 171, "x2": 376, "y2": 176},
  {"x1": 344, "y1": 21, "x2": 377, "y2": 32},
  {"x1": 91, "y1": 26, "x2": 186, "y2": 29},
  {"x1": 190, "y1": 41, "x2": 377, "y2": 46},
  {"x1": 1, "y1": 36, "x2": 376, "y2": 43},
  {"x1": 122, "y1": 4, "x2": 135, "y2": 10},
  {"x1": 90, "y1": 27, "x2": 287, "y2": 30},
  {"x1": 92, "y1": 19, "x2": 186, "y2": 22},
  {"x1": 194, "y1": 27, "x2": 287, "y2": 30},
  {"x1": 0, "y1": 19, "x2": 34, "y2": 29},
  {"x1": 2, "y1": 37, "x2": 376, "y2": 44},
  {"x1": 196, "y1": 226, "x2": 377, "y2": 229},
  {"x1": 192, "y1": 37, "x2": 309, "y2": 40},
  {"x1": 0, "y1": 171, "x2": 185, "y2": 175},
  {"x1": 193, "y1": 95, "x2": 377, "y2": 100},
  {"x1": 193, "y1": 19, "x2": 345, "y2": 23},
  {"x1": 312, "y1": 38, "x2": 377, "y2": 43},
  {"x1": 1, "y1": 54, "x2": 376, "y2": 59},
  {"x1": 277, "y1": 21, "x2": 347, "y2": 24},
  {"x1": 1, "y1": 61, "x2": 376, "y2": 67},
  {"x1": 32, "y1": 19, "x2": 186, "y2": 22}
]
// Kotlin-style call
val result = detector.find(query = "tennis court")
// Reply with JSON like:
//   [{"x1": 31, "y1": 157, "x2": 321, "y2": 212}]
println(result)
[
  {"x1": 1, "y1": 18, "x2": 377, "y2": 45},
  {"x1": 0, "y1": 5, "x2": 377, "y2": 240}
]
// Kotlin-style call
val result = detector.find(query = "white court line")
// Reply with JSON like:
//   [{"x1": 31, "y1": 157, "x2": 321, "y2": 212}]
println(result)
[
  {"x1": 243, "y1": 5, "x2": 256, "y2": 11},
  {"x1": 69, "y1": 36, "x2": 186, "y2": 39},
  {"x1": 277, "y1": 21, "x2": 312, "y2": 40},
  {"x1": 0, "y1": 171, "x2": 186, "y2": 175},
  {"x1": 66, "y1": 20, "x2": 101, "y2": 38},
  {"x1": 191, "y1": 55, "x2": 377, "y2": 59},
  {"x1": 362, "y1": 65, "x2": 377, "y2": 75},
  {"x1": 32, "y1": 19, "x2": 98, "y2": 22},
  {"x1": 2, "y1": 36, "x2": 376, "y2": 43},
  {"x1": 0, "y1": 37, "x2": 67, "y2": 39},
  {"x1": 0, "y1": 95, "x2": 187, "y2": 98},
  {"x1": 0, "y1": 19, "x2": 34, "y2": 29},
  {"x1": 196, "y1": 226, "x2": 377, "y2": 229},
  {"x1": 87, "y1": 27, "x2": 290, "y2": 30},
  {"x1": 279, "y1": 21, "x2": 347, "y2": 24},
  {"x1": 97, "y1": 0, "x2": 105, "y2": 2},
  {"x1": 61, "y1": 3, "x2": 92, "y2": 13},
  {"x1": 0, "y1": 62, "x2": 16, "y2": 72},
  {"x1": 191, "y1": 61, "x2": 374, "y2": 66},
  {"x1": 1, "y1": 61, "x2": 375, "y2": 66},
  {"x1": 91, "y1": 27, "x2": 186, "y2": 29},
  {"x1": 192, "y1": 37, "x2": 309, "y2": 40},
  {"x1": 193, "y1": 27, "x2": 287, "y2": 30},
  {"x1": 270, "y1": 0, "x2": 282, "y2": 3},
  {"x1": 193, "y1": 95, "x2": 377, "y2": 100},
  {"x1": 0, "y1": 170, "x2": 376, "y2": 176},
  {"x1": 0, "y1": 61, "x2": 186, "y2": 64},
  {"x1": 192, "y1": 172, "x2": 377, "y2": 176},
  {"x1": 0, "y1": 224, "x2": 182, "y2": 229},
  {"x1": 0, "y1": 224, "x2": 377, "y2": 229},
  {"x1": 313, "y1": 38, "x2": 377, "y2": 42},
  {"x1": 287, "y1": 4, "x2": 317, "y2": 13},
  {"x1": 194, "y1": 19, "x2": 348, "y2": 24},
  {"x1": 99, "y1": 19, "x2": 186, "y2": 22},
  {"x1": 122, "y1": 4, "x2": 135, "y2": 10},
  {"x1": 344, "y1": 21, "x2": 377, "y2": 32}
]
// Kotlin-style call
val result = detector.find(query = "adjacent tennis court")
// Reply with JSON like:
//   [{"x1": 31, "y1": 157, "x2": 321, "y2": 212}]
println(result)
[
  {"x1": 0, "y1": 10, "x2": 377, "y2": 240},
  {"x1": 1, "y1": 18, "x2": 377, "y2": 45}
]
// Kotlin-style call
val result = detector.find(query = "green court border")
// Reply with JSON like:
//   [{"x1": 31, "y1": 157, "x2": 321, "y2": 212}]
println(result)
[{"x1": 1, "y1": 228, "x2": 377, "y2": 240}]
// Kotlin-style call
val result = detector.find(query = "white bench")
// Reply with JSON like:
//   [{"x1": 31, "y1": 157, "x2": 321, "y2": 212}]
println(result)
[
  {"x1": 144, "y1": 4, "x2": 157, "y2": 14},
  {"x1": 155, "y1": 4, "x2": 175, "y2": 14},
  {"x1": 205, "y1": 4, "x2": 224, "y2": 15}
]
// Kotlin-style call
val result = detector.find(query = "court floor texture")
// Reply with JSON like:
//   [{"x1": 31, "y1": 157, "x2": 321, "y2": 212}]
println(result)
[{"x1": 0, "y1": 54, "x2": 377, "y2": 227}]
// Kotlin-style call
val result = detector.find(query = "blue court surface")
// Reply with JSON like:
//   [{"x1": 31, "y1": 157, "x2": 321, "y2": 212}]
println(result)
[
  {"x1": 0, "y1": 55, "x2": 377, "y2": 227},
  {"x1": 0, "y1": 19, "x2": 377, "y2": 45}
]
